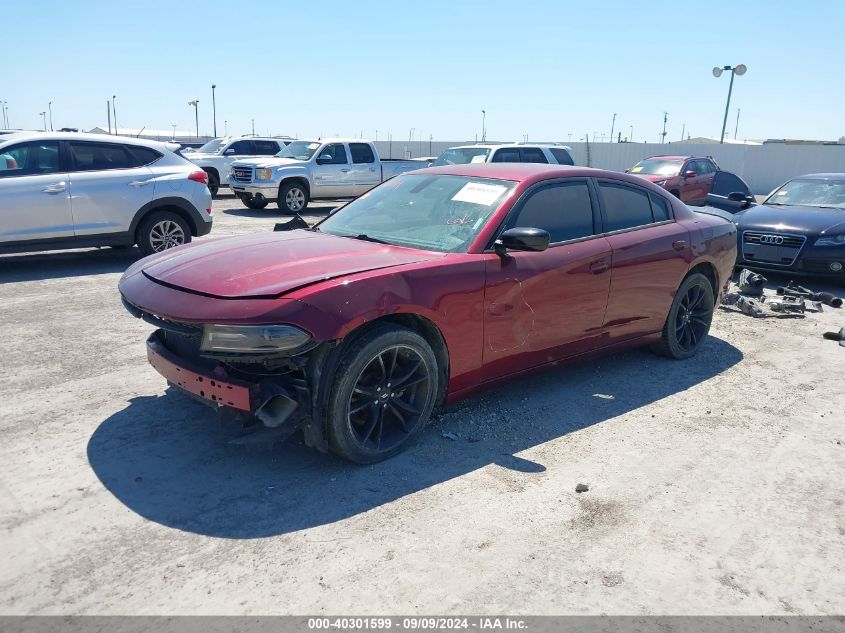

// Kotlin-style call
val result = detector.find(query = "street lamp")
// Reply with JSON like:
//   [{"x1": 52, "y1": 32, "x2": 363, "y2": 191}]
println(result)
[
  {"x1": 48, "y1": 101, "x2": 53, "y2": 131},
  {"x1": 39, "y1": 111, "x2": 46, "y2": 131},
  {"x1": 188, "y1": 100, "x2": 199, "y2": 139},
  {"x1": 211, "y1": 84, "x2": 217, "y2": 137},
  {"x1": 112, "y1": 95, "x2": 117, "y2": 135},
  {"x1": 481, "y1": 110, "x2": 486, "y2": 142},
  {"x1": 713, "y1": 64, "x2": 747, "y2": 144},
  {"x1": 609, "y1": 113, "x2": 617, "y2": 143}
]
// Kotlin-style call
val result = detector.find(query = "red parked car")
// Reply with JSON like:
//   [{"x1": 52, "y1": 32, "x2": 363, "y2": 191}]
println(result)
[
  {"x1": 628, "y1": 155, "x2": 720, "y2": 205},
  {"x1": 119, "y1": 164, "x2": 737, "y2": 463}
]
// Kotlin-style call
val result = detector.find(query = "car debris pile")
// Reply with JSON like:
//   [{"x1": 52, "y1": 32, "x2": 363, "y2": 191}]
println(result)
[{"x1": 721, "y1": 270, "x2": 843, "y2": 318}]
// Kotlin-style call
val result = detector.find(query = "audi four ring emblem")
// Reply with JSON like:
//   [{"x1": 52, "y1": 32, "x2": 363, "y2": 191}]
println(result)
[{"x1": 760, "y1": 235, "x2": 784, "y2": 245}]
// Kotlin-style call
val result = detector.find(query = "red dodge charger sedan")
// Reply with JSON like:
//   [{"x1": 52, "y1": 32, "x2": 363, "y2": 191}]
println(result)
[{"x1": 119, "y1": 164, "x2": 737, "y2": 463}]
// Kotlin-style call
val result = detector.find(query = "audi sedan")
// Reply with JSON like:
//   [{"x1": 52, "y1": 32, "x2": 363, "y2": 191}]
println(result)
[
  {"x1": 119, "y1": 164, "x2": 737, "y2": 463},
  {"x1": 707, "y1": 173, "x2": 845, "y2": 281}
]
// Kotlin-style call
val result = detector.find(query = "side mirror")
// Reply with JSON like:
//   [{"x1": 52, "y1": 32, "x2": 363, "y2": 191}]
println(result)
[
  {"x1": 495, "y1": 227, "x2": 550, "y2": 255},
  {"x1": 683, "y1": 170, "x2": 697, "y2": 178},
  {"x1": 727, "y1": 191, "x2": 749, "y2": 202},
  {"x1": 316, "y1": 154, "x2": 333, "y2": 164}
]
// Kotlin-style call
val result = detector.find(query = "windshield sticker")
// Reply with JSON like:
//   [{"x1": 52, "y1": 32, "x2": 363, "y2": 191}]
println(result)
[
  {"x1": 470, "y1": 155, "x2": 487, "y2": 164},
  {"x1": 452, "y1": 182, "x2": 508, "y2": 206},
  {"x1": 630, "y1": 166, "x2": 644, "y2": 173},
  {"x1": 308, "y1": 143, "x2": 320, "y2": 149}
]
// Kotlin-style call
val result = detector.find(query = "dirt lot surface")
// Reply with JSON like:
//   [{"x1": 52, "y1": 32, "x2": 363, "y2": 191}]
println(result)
[{"x1": 1, "y1": 193, "x2": 844, "y2": 615}]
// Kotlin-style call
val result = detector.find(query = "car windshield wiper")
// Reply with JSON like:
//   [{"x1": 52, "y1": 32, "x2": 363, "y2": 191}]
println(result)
[{"x1": 351, "y1": 233, "x2": 390, "y2": 244}]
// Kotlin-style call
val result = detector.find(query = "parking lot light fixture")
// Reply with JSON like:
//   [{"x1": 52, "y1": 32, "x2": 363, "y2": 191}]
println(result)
[
  {"x1": 112, "y1": 95, "x2": 117, "y2": 135},
  {"x1": 481, "y1": 110, "x2": 486, "y2": 143},
  {"x1": 188, "y1": 100, "x2": 199, "y2": 139},
  {"x1": 713, "y1": 64, "x2": 747, "y2": 144},
  {"x1": 211, "y1": 85, "x2": 217, "y2": 137},
  {"x1": 48, "y1": 101, "x2": 53, "y2": 131}
]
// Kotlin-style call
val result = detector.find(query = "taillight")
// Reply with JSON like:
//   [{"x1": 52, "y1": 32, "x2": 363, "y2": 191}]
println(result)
[
  {"x1": 205, "y1": 207, "x2": 212, "y2": 215},
  {"x1": 189, "y1": 170, "x2": 208, "y2": 185}
]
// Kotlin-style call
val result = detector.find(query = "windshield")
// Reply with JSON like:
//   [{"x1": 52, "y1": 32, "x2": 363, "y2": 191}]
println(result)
[
  {"x1": 196, "y1": 139, "x2": 227, "y2": 154},
  {"x1": 764, "y1": 179, "x2": 845, "y2": 209},
  {"x1": 629, "y1": 159, "x2": 683, "y2": 177},
  {"x1": 316, "y1": 174, "x2": 516, "y2": 253},
  {"x1": 276, "y1": 140, "x2": 321, "y2": 161},
  {"x1": 431, "y1": 147, "x2": 491, "y2": 167}
]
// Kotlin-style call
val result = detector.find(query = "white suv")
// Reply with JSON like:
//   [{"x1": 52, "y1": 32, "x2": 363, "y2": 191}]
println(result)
[
  {"x1": 187, "y1": 136, "x2": 292, "y2": 196},
  {"x1": 431, "y1": 143, "x2": 575, "y2": 167},
  {"x1": 0, "y1": 132, "x2": 213, "y2": 256}
]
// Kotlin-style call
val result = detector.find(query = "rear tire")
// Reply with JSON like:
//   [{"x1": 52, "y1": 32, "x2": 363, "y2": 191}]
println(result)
[
  {"x1": 326, "y1": 325, "x2": 439, "y2": 463},
  {"x1": 206, "y1": 171, "x2": 220, "y2": 197},
  {"x1": 651, "y1": 273, "x2": 714, "y2": 360},
  {"x1": 277, "y1": 181, "x2": 308, "y2": 214},
  {"x1": 137, "y1": 211, "x2": 191, "y2": 257}
]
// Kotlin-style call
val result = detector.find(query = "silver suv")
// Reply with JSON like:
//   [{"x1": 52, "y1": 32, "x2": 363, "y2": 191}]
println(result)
[{"x1": 0, "y1": 132, "x2": 212, "y2": 256}]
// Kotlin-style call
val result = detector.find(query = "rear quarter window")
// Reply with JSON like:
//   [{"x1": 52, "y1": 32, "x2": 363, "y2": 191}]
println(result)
[
  {"x1": 598, "y1": 182, "x2": 655, "y2": 231},
  {"x1": 126, "y1": 145, "x2": 162, "y2": 166},
  {"x1": 549, "y1": 148, "x2": 574, "y2": 165}
]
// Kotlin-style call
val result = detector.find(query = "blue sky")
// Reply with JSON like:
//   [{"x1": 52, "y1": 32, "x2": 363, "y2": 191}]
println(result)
[{"x1": 3, "y1": 0, "x2": 843, "y2": 142}]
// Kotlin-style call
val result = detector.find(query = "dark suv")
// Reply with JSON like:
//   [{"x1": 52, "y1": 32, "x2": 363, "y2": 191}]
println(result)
[{"x1": 628, "y1": 155, "x2": 719, "y2": 205}]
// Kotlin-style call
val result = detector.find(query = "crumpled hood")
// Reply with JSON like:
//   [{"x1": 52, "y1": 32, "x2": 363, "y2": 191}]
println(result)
[
  {"x1": 134, "y1": 230, "x2": 441, "y2": 299},
  {"x1": 230, "y1": 157, "x2": 303, "y2": 169},
  {"x1": 736, "y1": 204, "x2": 845, "y2": 235}
]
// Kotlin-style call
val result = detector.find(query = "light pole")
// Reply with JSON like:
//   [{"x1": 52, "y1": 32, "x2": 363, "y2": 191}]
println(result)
[
  {"x1": 0, "y1": 101, "x2": 6, "y2": 128},
  {"x1": 629, "y1": 125, "x2": 633, "y2": 142},
  {"x1": 48, "y1": 101, "x2": 53, "y2": 131},
  {"x1": 713, "y1": 64, "x2": 746, "y2": 144},
  {"x1": 609, "y1": 113, "x2": 616, "y2": 143},
  {"x1": 211, "y1": 84, "x2": 217, "y2": 137},
  {"x1": 481, "y1": 110, "x2": 486, "y2": 142},
  {"x1": 734, "y1": 108, "x2": 741, "y2": 140},
  {"x1": 171, "y1": 124, "x2": 177, "y2": 140},
  {"x1": 188, "y1": 100, "x2": 199, "y2": 139},
  {"x1": 251, "y1": 118, "x2": 255, "y2": 136},
  {"x1": 224, "y1": 120, "x2": 228, "y2": 135},
  {"x1": 39, "y1": 111, "x2": 46, "y2": 131},
  {"x1": 660, "y1": 112, "x2": 668, "y2": 143},
  {"x1": 112, "y1": 95, "x2": 117, "y2": 135}
]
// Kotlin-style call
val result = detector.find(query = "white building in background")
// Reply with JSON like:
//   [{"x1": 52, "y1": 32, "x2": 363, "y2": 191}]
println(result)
[{"x1": 88, "y1": 127, "x2": 212, "y2": 144}]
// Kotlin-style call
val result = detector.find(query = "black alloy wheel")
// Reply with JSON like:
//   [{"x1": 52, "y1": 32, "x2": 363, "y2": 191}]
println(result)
[{"x1": 652, "y1": 272, "x2": 714, "y2": 359}]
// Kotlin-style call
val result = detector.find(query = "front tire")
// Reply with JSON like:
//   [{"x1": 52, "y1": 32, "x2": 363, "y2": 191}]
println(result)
[
  {"x1": 137, "y1": 211, "x2": 191, "y2": 256},
  {"x1": 240, "y1": 194, "x2": 268, "y2": 210},
  {"x1": 277, "y1": 181, "x2": 308, "y2": 214},
  {"x1": 651, "y1": 272, "x2": 714, "y2": 359},
  {"x1": 327, "y1": 325, "x2": 440, "y2": 463}
]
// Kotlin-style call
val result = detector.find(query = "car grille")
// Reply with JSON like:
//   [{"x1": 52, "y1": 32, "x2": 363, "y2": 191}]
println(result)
[
  {"x1": 741, "y1": 231, "x2": 806, "y2": 266},
  {"x1": 231, "y1": 167, "x2": 253, "y2": 183}
]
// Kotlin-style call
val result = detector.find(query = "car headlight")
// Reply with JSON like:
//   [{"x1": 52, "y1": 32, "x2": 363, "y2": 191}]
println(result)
[
  {"x1": 200, "y1": 324, "x2": 312, "y2": 353},
  {"x1": 815, "y1": 234, "x2": 845, "y2": 247},
  {"x1": 654, "y1": 180, "x2": 667, "y2": 186},
  {"x1": 254, "y1": 168, "x2": 273, "y2": 181}
]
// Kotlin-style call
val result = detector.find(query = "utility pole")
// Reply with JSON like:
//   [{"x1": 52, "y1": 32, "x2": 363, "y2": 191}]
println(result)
[
  {"x1": 224, "y1": 120, "x2": 228, "y2": 135},
  {"x1": 680, "y1": 123, "x2": 685, "y2": 142},
  {"x1": 211, "y1": 84, "x2": 217, "y2": 137},
  {"x1": 39, "y1": 111, "x2": 46, "y2": 131},
  {"x1": 429, "y1": 134, "x2": 433, "y2": 156},
  {"x1": 251, "y1": 118, "x2": 255, "y2": 135},
  {"x1": 629, "y1": 125, "x2": 633, "y2": 142},
  {"x1": 48, "y1": 101, "x2": 53, "y2": 131},
  {"x1": 481, "y1": 110, "x2": 486, "y2": 142},
  {"x1": 734, "y1": 108, "x2": 741, "y2": 140},
  {"x1": 609, "y1": 113, "x2": 616, "y2": 143},
  {"x1": 107, "y1": 101, "x2": 111, "y2": 134},
  {"x1": 660, "y1": 111, "x2": 668, "y2": 144},
  {"x1": 112, "y1": 95, "x2": 117, "y2": 135}
]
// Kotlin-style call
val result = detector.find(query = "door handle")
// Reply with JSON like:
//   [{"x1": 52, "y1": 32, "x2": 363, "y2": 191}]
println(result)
[
  {"x1": 41, "y1": 181, "x2": 67, "y2": 193},
  {"x1": 590, "y1": 258, "x2": 610, "y2": 275},
  {"x1": 369, "y1": 168, "x2": 377, "y2": 172},
  {"x1": 672, "y1": 240, "x2": 687, "y2": 251},
  {"x1": 128, "y1": 180, "x2": 152, "y2": 187},
  {"x1": 340, "y1": 169, "x2": 351, "y2": 173}
]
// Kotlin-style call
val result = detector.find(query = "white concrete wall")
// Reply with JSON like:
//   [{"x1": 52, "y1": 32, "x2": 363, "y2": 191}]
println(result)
[{"x1": 372, "y1": 139, "x2": 845, "y2": 195}]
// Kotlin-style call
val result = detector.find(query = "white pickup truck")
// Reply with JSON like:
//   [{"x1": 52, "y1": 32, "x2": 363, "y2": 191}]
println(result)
[
  {"x1": 228, "y1": 138, "x2": 426, "y2": 212},
  {"x1": 186, "y1": 136, "x2": 292, "y2": 197}
]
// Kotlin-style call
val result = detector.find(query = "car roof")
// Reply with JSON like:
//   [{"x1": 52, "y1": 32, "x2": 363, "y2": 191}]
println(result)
[
  {"x1": 792, "y1": 173, "x2": 845, "y2": 180},
  {"x1": 0, "y1": 131, "x2": 179, "y2": 151},
  {"x1": 413, "y1": 162, "x2": 649, "y2": 186},
  {"x1": 640, "y1": 155, "x2": 696, "y2": 161},
  {"x1": 447, "y1": 143, "x2": 572, "y2": 150}
]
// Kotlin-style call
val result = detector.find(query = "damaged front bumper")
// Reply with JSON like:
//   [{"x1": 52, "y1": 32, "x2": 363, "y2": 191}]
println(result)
[{"x1": 145, "y1": 329, "x2": 322, "y2": 447}]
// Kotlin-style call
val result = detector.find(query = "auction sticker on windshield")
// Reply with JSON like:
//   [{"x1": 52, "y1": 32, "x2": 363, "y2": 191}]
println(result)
[{"x1": 452, "y1": 182, "x2": 508, "y2": 206}]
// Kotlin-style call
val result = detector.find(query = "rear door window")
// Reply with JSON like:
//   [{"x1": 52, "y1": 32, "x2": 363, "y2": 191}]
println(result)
[
  {"x1": 0, "y1": 141, "x2": 61, "y2": 177},
  {"x1": 226, "y1": 140, "x2": 253, "y2": 154},
  {"x1": 69, "y1": 142, "x2": 134, "y2": 171},
  {"x1": 491, "y1": 148, "x2": 520, "y2": 162},
  {"x1": 549, "y1": 148, "x2": 574, "y2": 165},
  {"x1": 349, "y1": 143, "x2": 376, "y2": 164},
  {"x1": 598, "y1": 181, "x2": 655, "y2": 232},
  {"x1": 508, "y1": 181, "x2": 595, "y2": 243},
  {"x1": 253, "y1": 140, "x2": 280, "y2": 155},
  {"x1": 519, "y1": 147, "x2": 548, "y2": 163}
]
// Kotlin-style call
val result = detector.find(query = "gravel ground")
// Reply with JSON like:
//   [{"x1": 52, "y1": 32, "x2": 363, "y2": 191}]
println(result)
[{"x1": 1, "y1": 192, "x2": 843, "y2": 615}]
